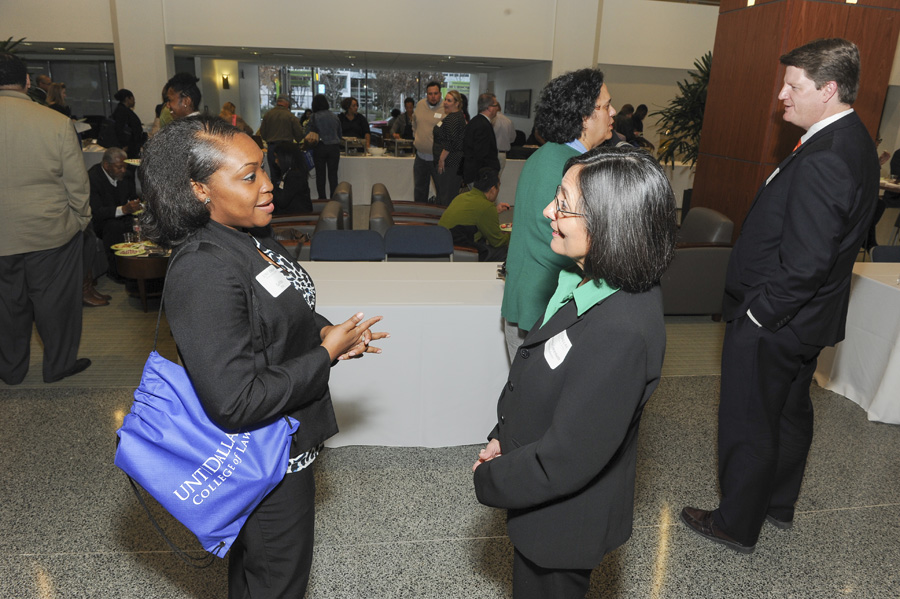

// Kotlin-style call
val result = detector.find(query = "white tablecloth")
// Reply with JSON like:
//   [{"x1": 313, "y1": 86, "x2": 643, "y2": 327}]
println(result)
[
  {"x1": 83, "y1": 147, "x2": 105, "y2": 171},
  {"x1": 336, "y1": 155, "x2": 524, "y2": 206},
  {"x1": 814, "y1": 262, "x2": 900, "y2": 424},
  {"x1": 304, "y1": 262, "x2": 508, "y2": 447}
]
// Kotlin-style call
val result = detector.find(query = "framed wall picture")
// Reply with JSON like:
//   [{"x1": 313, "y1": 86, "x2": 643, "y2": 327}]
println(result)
[{"x1": 504, "y1": 89, "x2": 531, "y2": 119}]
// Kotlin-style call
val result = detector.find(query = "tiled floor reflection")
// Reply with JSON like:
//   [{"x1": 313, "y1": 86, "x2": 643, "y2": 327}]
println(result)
[
  {"x1": 2, "y1": 375, "x2": 898, "y2": 598},
  {"x1": 2, "y1": 270, "x2": 899, "y2": 597}
]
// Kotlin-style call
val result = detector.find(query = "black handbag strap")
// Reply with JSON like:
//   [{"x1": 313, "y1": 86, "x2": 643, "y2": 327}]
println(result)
[
  {"x1": 126, "y1": 475, "x2": 223, "y2": 566},
  {"x1": 136, "y1": 237, "x2": 267, "y2": 563}
]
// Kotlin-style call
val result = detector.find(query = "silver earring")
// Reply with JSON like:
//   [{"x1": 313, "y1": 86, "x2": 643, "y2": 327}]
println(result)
[{"x1": 204, "y1": 198, "x2": 211, "y2": 205}]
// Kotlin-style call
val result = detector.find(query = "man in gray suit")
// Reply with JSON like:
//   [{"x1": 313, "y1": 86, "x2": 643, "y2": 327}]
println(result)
[{"x1": 0, "y1": 53, "x2": 92, "y2": 384}]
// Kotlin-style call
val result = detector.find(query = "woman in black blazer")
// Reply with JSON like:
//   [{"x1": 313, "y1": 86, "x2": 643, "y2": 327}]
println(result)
[
  {"x1": 139, "y1": 116, "x2": 386, "y2": 598},
  {"x1": 111, "y1": 88, "x2": 145, "y2": 159},
  {"x1": 270, "y1": 142, "x2": 312, "y2": 215},
  {"x1": 473, "y1": 147, "x2": 676, "y2": 598}
]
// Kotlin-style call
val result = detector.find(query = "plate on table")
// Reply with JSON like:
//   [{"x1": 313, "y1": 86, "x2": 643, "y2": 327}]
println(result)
[
  {"x1": 124, "y1": 159, "x2": 141, "y2": 166},
  {"x1": 110, "y1": 242, "x2": 141, "y2": 250},
  {"x1": 499, "y1": 223, "x2": 512, "y2": 231},
  {"x1": 115, "y1": 247, "x2": 148, "y2": 257}
]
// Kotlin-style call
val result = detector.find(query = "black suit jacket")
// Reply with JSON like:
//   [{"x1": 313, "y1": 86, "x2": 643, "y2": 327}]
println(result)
[
  {"x1": 164, "y1": 221, "x2": 338, "y2": 456},
  {"x1": 88, "y1": 163, "x2": 138, "y2": 237},
  {"x1": 723, "y1": 111, "x2": 878, "y2": 347},
  {"x1": 462, "y1": 113, "x2": 500, "y2": 184},
  {"x1": 112, "y1": 103, "x2": 144, "y2": 159},
  {"x1": 474, "y1": 285, "x2": 666, "y2": 569}
]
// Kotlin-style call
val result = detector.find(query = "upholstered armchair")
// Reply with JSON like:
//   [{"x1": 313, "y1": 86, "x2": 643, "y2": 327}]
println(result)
[{"x1": 660, "y1": 207, "x2": 734, "y2": 318}]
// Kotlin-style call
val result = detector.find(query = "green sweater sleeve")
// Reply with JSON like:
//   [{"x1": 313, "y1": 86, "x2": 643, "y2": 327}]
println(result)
[{"x1": 477, "y1": 202, "x2": 511, "y2": 248}]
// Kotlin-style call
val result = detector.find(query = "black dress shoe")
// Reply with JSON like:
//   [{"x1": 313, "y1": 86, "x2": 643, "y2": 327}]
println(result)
[
  {"x1": 765, "y1": 514, "x2": 793, "y2": 530},
  {"x1": 680, "y1": 507, "x2": 755, "y2": 554},
  {"x1": 45, "y1": 358, "x2": 91, "y2": 383}
]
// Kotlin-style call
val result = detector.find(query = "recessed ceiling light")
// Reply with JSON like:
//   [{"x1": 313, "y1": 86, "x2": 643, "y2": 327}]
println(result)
[{"x1": 53, "y1": 47, "x2": 66, "y2": 51}]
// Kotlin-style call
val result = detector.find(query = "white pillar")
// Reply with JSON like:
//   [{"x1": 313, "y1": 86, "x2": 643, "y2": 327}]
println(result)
[
  {"x1": 109, "y1": 0, "x2": 173, "y2": 125},
  {"x1": 551, "y1": 0, "x2": 604, "y2": 77}
]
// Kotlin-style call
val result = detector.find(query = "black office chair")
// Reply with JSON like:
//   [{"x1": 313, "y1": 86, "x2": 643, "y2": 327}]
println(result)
[
  {"x1": 383, "y1": 225, "x2": 454, "y2": 261},
  {"x1": 871, "y1": 245, "x2": 900, "y2": 262},
  {"x1": 309, "y1": 230, "x2": 385, "y2": 261}
]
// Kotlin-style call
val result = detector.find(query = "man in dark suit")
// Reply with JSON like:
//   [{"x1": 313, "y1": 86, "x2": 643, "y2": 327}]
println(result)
[
  {"x1": 462, "y1": 93, "x2": 501, "y2": 186},
  {"x1": 682, "y1": 39, "x2": 879, "y2": 553},
  {"x1": 89, "y1": 147, "x2": 140, "y2": 281}
]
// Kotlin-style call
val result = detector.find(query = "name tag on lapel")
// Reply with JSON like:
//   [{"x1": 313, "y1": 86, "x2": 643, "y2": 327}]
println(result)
[
  {"x1": 256, "y1": 265, "x2": 290, "y2": 298},
  {"x1": 544, "y1": 330, "x2": 572, "y2": 370}
]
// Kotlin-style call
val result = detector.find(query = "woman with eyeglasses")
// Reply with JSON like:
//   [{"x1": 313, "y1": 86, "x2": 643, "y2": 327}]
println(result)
[
  {"x1": 500, "y1": 68, "x2": 617, "y2": 363},
  {"x1": 432, "y1": 89, "x2": 466, "y2": 206},
  {"x1": 474, "y1": 146, "x2": 676, "y2": 598}
]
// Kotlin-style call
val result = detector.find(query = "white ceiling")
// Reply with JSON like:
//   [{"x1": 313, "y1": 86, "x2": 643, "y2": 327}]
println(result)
[{"x1": 13, "y1": 41, "x2": 546, "y2": 74}]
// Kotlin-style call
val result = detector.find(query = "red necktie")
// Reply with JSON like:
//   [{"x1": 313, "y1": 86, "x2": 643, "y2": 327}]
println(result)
[{"x1": 793, "y1": 139, "x2": 802, "y2": 152}]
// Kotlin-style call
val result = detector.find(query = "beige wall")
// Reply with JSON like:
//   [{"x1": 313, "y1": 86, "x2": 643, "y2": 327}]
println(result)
[
  {"x1": 597, "y1": 0, "x2": 718, "y2": 69},
  {"x1": 0, "y1": 0, "x2": 113, "y2": 44},
  {"x1": 162, "y1": 0, "x2": 556, "y2": 62}
]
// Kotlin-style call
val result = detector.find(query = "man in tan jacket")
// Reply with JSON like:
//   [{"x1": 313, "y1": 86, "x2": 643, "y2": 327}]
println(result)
[{"x1": 0, "y1": 53, "x2": 93, "y2": 384}]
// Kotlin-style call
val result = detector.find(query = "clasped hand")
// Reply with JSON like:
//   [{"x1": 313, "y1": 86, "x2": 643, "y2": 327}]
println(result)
[
  {"x1": 320, "y1": 312, "x2": 389, "y2": 361},
  {"x1": 472, "y1": 438, "x2": 501, "y2": 472}
]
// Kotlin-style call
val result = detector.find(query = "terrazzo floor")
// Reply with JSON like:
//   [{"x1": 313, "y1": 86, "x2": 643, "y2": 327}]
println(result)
[{"x1": 2, "y1": 268, "x2": 899, "y2": 597}]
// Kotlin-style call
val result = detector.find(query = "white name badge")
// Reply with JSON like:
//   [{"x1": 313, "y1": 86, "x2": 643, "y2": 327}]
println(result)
[
  {"x1": 544, "y1": 330, "x2": 572, "y2": 370},
  {"x1": 434, "y1": 112, "x2": 443, "y2": 119},
  {"x1": 256, "y1": 265, "x2": 290, "y2": 298}
]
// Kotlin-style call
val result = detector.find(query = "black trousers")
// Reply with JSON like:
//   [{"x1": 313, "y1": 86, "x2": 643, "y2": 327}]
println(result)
[
  {"x1": 228, "y1": 465, "x2": 315, "y2": 599},
  {"x1": 0, "y1": 232, "x2": 84, "y2": 384},
  {"x1": 512, "y1": 548, "x2": 592, "y2": 599},
  {"x1": 434, "y1": 168, "x2": 461, "y2": 207},
  {"x1": 99, "y1": 217, "x2": 134, "y2": 279},
  {"x1": 714, "y1": 316, "x2": 822, "y2": 545},
  {"x1": 313, "y1": 143, "x2": 340, "y2": 199},
  {"x1": 413, "y1": 154, "x2": 438, "y2": 203}
]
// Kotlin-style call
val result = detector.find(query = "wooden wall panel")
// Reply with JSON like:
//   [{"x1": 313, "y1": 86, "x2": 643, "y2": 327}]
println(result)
[
  {"x1": 699, "y1": 3, "x2": 786, "y2": 162},
  {"x1": 692, "y1": 0, "x2": 900, "y2": 240},
  {"x1": 692, "y1": 155, "x2": 771, "y2": 230}
]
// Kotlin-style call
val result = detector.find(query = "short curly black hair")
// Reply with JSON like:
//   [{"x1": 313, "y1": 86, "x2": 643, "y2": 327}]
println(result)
[
  {"x1": 564, "y1": 146, "x2": 676, "y2": 293},
  {"x1": 534, "y1": 68, "x2": 605, "y2": 144},
  {"x1": 139, "y1": 115, "x2": 241, "y2": 248}
]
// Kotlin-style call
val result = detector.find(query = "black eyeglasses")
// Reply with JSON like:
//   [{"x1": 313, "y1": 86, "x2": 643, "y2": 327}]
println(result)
[{"x1": 554, "y1": 186, "x2": 586, "y2": 218}]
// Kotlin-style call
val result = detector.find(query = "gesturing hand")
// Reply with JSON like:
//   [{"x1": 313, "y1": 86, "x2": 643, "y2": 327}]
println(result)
[{"x1": 320, "y1": 312, "x2": 388, "y2": 362}]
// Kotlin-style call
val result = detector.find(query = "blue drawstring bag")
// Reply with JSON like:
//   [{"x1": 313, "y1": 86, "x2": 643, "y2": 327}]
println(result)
[{"x1": 115, "y1": 350, "x2": 299, "y2": 557}]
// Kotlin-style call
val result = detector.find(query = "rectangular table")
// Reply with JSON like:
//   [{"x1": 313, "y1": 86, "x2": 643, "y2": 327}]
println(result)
[
  {"x1": 303, "y1": 262, "x2": 509, "y2": 447},
  {"x1": 814, "y1": 262, "x2": 900, "y2": 424}
]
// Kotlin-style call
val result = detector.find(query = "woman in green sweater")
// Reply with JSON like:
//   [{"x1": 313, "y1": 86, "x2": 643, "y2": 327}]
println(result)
[{"x1": 500, "y1": 68, "x2": 617, "y2": 362}]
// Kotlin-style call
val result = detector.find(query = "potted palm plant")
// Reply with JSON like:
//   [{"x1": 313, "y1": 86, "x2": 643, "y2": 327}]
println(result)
[
  {"x1": 653, "y1": 52, "x2": 711, "y2": 168},
  {"x1": 1, "y1": 37, "x2": 26, "y2": 53}
]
